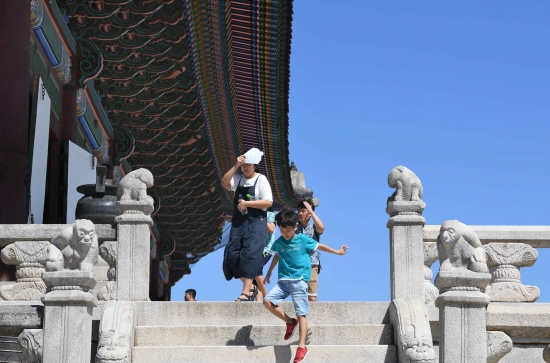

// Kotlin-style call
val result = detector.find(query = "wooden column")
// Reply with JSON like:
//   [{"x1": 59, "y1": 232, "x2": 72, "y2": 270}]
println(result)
[{"x1": 0, "y1": 0, "x2": 31, "y2": 223}]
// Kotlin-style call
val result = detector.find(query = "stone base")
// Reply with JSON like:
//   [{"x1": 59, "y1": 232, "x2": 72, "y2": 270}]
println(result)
[{"x1": 435, "y1": 271, "x2": 491, "y2": 293}]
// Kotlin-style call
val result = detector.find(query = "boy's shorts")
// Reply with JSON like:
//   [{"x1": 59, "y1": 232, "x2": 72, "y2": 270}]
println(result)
[
  {"x1": 265, "y1": 279, "x2": 309, "y2": 316},
  {"x1": 307, "y1": 265, "x2": 319, "y2": 297}
]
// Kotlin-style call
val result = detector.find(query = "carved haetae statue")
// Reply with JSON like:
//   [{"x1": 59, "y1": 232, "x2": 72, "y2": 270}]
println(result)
[
  {"x1": 97, "y1": 241, "x2": 117, "y2": 301},
  {"x1": 45, "y1": 219, "x2": 99, "y2": 272},
  {"x1": 402, "y1": 324, "x2": 436, "y2": 363},
  {"x1": 423, "y1": 242, "x2": 439, "y2": 303},
  {"x1": 116, "y1": 168, "x2": 154, "y2": 205},
  {"x1": 437, "y1": 220, "x2": 487, "y2": 273},
  {"x1": 388, "y1": 166, "x2": 424, "y2": 202}
]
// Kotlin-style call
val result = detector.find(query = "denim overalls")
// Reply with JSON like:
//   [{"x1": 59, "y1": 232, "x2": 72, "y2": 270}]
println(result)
[{"x1": 223, "y1": 175, "x2": 268, "y2": 280}]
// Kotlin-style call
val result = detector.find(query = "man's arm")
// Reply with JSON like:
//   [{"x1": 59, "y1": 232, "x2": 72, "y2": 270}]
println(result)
[
  {"x1": 303, "y1": 201, "x2": 324, "y2": 234},
  {"x1": 264, "y1": 253, "x2": 279, "y2": 284},
  {"x1": 317, "y1": 243, "x2": 349, "y2": 256}
]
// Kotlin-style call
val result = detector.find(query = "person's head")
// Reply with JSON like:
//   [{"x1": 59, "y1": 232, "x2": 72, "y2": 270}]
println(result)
[
  {"x1": 185, "y1": 289, "x2": 196, "y2": 301},
  {"x1": 241, "y1": 163, "x2": 258, "y2": 178},
  {"x1": 297, "y1": 198, "x2": 315, "y2": 225},
  {"x1": 275, "y1": 207, "x2": 298, "y2": 240}
]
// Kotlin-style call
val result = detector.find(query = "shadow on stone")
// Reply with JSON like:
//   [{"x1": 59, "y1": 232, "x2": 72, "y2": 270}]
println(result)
[
  {"x1": 226, "y1": 325, "x2": 255, "y2": 346},
  {"x1": 273, "y1": 345, "x2": 292, "y2": 363}
]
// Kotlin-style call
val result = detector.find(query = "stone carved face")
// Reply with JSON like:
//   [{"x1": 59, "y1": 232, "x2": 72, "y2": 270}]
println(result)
[
  {"x1": 137, "y1": 169, "x2": 154, "y2": 188},
  {"x1": 75, "y1": 220, "x2": 95, "y2": 249},
  {"x1": 439, "y1": 226, "x2": 458, "y2": 247}
]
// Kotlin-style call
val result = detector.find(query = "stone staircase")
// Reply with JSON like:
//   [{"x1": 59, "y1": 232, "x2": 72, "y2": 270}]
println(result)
[{"x1": 132, "y1": 301, "x2": 397, "y2": 363}]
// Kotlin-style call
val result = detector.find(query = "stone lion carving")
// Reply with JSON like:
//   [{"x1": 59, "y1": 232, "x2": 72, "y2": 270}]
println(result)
[
  {"x1": 437, "y1": 220, "x2": 487, "y2": 273},
  {"x1": 46, "y1": 219, "x2": 99, "y2": 272},
  {"x1": 116, "y1": 168, "x2": 154, "y2": 205},
  {"x1": 388, "y1": 166, "x2": 423, "y2": 202}
]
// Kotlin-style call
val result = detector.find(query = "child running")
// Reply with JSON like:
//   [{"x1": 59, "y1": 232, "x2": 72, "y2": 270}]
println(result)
[{"x1": 263, "y1": 207, "x2": 349, "y2": 362}]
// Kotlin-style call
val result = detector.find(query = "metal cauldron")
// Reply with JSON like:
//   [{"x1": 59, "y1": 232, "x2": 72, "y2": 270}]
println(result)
[{"x1": 75, "y1": 184, "x2": 118, "y2": 225}]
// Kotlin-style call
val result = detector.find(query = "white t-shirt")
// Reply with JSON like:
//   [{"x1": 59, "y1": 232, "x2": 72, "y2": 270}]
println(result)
[{"x1": 230, "y1": 174, "x2": 273, "y2": 210}]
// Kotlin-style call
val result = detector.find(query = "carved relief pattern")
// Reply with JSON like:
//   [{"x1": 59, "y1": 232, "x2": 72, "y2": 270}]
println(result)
[
  {"x1": 17, "y1": 329, "x2": 43, "y2": 363},
  {"x1": 487, "y1": 331, "x2": 512, "y2": 363},
  {"x1": 98, "y1": 241, "x2": 117, "y2": 301},
  {"x1": 423, "y1": 242, "x2": 439, "y2": 303},
  {"x1": 484, "y1": 243, "x2": 540, "y2": 302},
  {"x1": 96, "y1": 301, "x2": 135, "y2": 363},
  {"x1": 0, "y1": 242, "x2": 49, "y2": 300},
  {"x1": 402, "y1": 324, "x2": 436, "y2": 363}
]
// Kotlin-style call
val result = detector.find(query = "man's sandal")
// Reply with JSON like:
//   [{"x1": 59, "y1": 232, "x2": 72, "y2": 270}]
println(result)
[{"x1": 235, "y1": 293, "x2": 251, "y2": 302}]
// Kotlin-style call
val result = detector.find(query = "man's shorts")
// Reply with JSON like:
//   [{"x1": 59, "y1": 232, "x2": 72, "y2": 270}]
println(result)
[
  {"x1": 307, "y1": 265, "x2": 319, "y2": 297},
  {"x1": 265, "y1": 279, "x2": 309, "y2": 316}
]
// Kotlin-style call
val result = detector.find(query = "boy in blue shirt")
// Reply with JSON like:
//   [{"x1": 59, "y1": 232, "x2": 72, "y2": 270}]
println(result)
[{"x1": 263, "y1": 208, "x2": 349, "y2": 363}]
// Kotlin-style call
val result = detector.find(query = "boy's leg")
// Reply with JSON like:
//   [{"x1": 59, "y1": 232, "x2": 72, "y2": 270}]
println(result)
[
  {"x1": 263, "y1": 282, "x2": 293, "y2": 324},
  {"x1": 308, "y1": 265, "x2": 318, "y2": 301},
  {"x1": 297, "y1": 316, "x2": 308, "y2": 347},
  {"x1": 255, "y1": 275, "x2": 268, "y2": 300},
  {"x1": 289, "y1": 280, "x2": 310, "y2": 347}
]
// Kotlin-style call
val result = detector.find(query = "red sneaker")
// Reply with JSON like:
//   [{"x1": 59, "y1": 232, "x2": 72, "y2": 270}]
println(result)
[
  {"x1": 284, "y1": 318, "x2": 298, "y2": 340},
  {"x1": 293, "y1": 346, "x2": 309, "y2": 362}
]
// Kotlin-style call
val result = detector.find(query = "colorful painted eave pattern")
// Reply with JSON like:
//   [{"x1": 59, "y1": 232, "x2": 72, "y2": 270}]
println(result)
[
  {"x1": 184, "y1": 0, "x2": 298, "y2": 208},
  {"x1": 54, "y1": 0, "x2": 298, "y2": 284}
]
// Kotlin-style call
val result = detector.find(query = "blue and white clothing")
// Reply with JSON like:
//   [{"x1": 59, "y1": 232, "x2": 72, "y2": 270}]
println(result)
[
  {"x1": 263, "y1": 211, "x2": 276, "y2": 255},
  {"x1": 297, "y1": 218, "x2": 321, "y2": 265},
  {"x1": 270, "y1": 234, "x2": 319, "y2": 282}
]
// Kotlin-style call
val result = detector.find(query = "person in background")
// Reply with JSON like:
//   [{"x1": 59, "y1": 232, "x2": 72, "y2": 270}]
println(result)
[
  {"x1": 185, "y1": 289, "x2": 196, "y2": 301},
  {"x1": 263, "y1": 208, "x2": 348, "y2": 363},
  {"x1": 221, "y1": 148, "x2": 273, "y2": 301},
  {"x1": 253, "y1": 207, "x2": 276, "y2": 301},
  {"x1": 296, "y1": 199, "x2": 324, "y2": 301}
]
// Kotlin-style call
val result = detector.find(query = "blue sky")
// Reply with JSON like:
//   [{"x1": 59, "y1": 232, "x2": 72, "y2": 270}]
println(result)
[{"x1": 173, "y1": 1, "x2": 550, "y2": 302}]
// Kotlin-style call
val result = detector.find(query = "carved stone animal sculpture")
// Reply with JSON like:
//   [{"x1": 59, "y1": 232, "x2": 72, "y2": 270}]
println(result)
[
  {"x1": 46, "y1": 219, "x2": 98, "y2": 272},
  {"x1": 388, "y1": 166, "x2": 423, "y2": 202},
  {"x1": 437, "y1": 220, "x2": 487, "y2": 273},
  {"x1": 116, "y1": 168, "x2": 154, "y2": 205}
]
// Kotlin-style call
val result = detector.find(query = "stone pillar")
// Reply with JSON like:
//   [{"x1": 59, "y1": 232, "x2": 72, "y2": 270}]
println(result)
[
  {"x1": 41, "y1": 271, "x2": 97, "y2": 363},
  {"x1": 484, "y1": 243, "x2": 539, "y2": 302},
  {"x1": 115, "y1": 168, "x2": 155, "y2": 301},
  {"x1": 0, "y1": 0, "x2": 31, "y2": 224},
  {"x1": 386, "y1": 201, "x2": 426, "y2": 300},
  {"x1": 423, "y1": 242, "x2": 439, "y2": 303},
  {"x1": 435, "y1": 272, "x2": 491, "y2": 363}
]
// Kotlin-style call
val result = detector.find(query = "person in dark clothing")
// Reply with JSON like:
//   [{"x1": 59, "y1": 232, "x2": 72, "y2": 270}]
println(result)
[{"x1": 221, "y1": 148, "x2": 273, "y2": 301}]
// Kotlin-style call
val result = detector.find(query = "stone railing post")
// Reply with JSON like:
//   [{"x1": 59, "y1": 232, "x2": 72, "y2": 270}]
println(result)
[
  {"x1": 484, "y1": 243, "x2": 539, "y2": 302},
  {"x1": 114, "y1": 168, "x2": 154, "y2": 301},
  {"x1": 434, "y1": 220, "x2": 493, "y2": 363},
  {"x1": 36, "y1": 219, "x2": 99, "y2": 363},
  {"x1": 41, "y1": 271, "x2": 97, "y2": 363},
  {"x1": 386, "y1": 166, "x2": 426, "y2": 300}
]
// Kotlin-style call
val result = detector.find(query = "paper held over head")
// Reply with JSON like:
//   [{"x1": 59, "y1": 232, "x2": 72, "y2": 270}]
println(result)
[{"x1": 244, "y1": 148, "x2": 263, "y2": 164}]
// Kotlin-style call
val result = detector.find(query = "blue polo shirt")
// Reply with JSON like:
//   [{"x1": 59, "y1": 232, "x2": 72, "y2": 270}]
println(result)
[{"x1": 270, "y1": 233, "x2": 319, "y2": 282}]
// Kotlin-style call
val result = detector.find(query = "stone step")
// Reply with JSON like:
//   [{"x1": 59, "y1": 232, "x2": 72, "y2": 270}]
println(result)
[
  {"x1": 132, "y1": 345, "x2": 398, "y2": 363},
  {"x1": 135, "y1": 324, "x2": 393, "y2": 347},
  {"x1": 135, "y1": 301, "x2": 390, "y2": 327}
]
